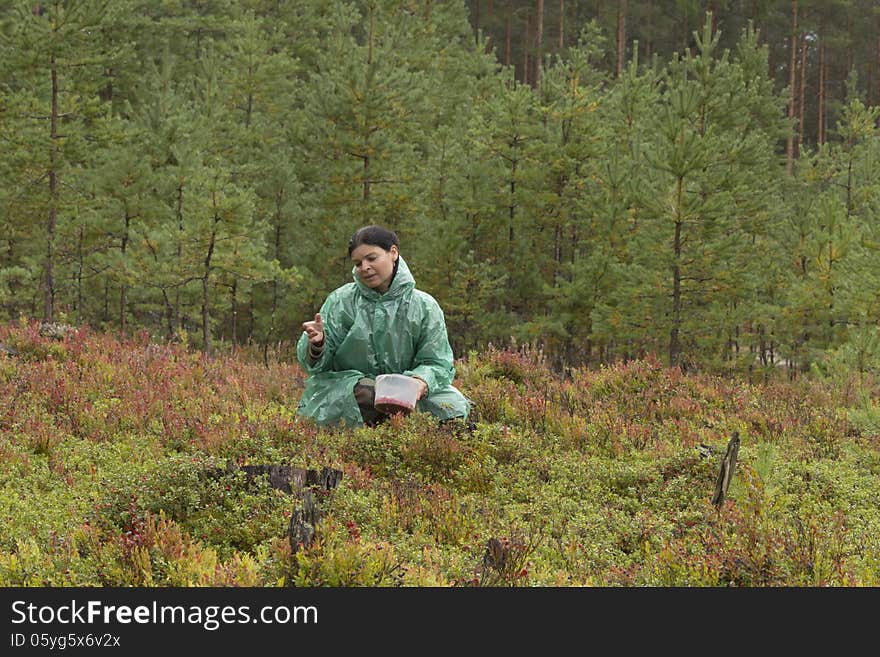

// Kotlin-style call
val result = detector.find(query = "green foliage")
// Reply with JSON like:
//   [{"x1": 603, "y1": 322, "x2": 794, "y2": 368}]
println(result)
[{"x1": 0, "y1": 4, "x2": 878, "y2": 373}]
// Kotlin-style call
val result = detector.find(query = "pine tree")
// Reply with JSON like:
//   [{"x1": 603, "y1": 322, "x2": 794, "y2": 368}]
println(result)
[
  {"x1": 780, "y1": 89, "x2": 880, "y2": 368},
  {"x1": 628, "y1": 14, "x2": 788, "y2": 368},
  {"x1": 519, "y1": 22, "x2": 616, "y2": 365},
  {"x1": 0, "y1": 0, "x2": 120, "y2": 322}
]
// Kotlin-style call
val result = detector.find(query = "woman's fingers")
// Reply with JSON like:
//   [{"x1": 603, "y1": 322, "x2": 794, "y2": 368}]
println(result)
[
  {"x1": 413, "y1": 376, "x2": 428, "y2": 399},
  {"x1": 302, "y1": 314, "x2": 325, "y2": 344},
  {"x1": 303, "y1": 313, "x2": 323, "y2": 332}
]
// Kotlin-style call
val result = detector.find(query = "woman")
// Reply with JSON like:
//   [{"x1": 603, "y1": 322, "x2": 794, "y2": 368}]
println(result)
[{"x1": 296, "y1": 225, "x2": 471, "y2": 427}]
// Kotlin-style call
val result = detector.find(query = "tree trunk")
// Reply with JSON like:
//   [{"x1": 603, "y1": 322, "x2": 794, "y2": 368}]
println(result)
[
  {"x1": 818, "y1": 16, "x2": 826, "y2": 145},
  {"x1": 474, "y1": 0, "x2": 480, "y2": 46},
  {"x1": 535, "y1": 0, "x2": 544, "y2": 86},
  {"x1": 845, "y1": 151, "x2": 854, "y2": 217},
  {"x1": 616, "y1": 0, "x2": 626, "y2": 78},
  {"x1": 230, "y1": 277, "x2": 238, "y2": 346},
  {"x1": 798, "y1": 30, "x2": 807, "y2": 158},
  {"x1": 827, "y1": 235, "x2": 834, "y2": 337},
  {"x1": 202, "y1": 192, "x2": 220, "y2": 356},
  {"x1": 202, "y1": 274, "x2": 211, "y2": 355},
  {"x1": 175, "y1": 183, "x2": 184, "y2": 330},
  {"x1": 682, "y1": 12, "x2": 689, "y2": 55},
  {"x1": 103, "y1": 278, "x2": 110, "y2": 325},
  {"x1": 268, "y1": 188, "x2": 283, "y2": 347},
  {"x1": 163, "y1": 289, "x2": 175, "y2": 341},
  {"x1": 120, "y1": 205, "x2": 131, "y2": 335},
  {"x1": 363, "y1": 154, "x2": 370, "y2": 201},
  {"x1": 364, "y1": 5, "x2": 374, "y2": 201},
  {"x1": 120, "y1": 281, "x2": 127, "y2": 336},
  {"x1": 669, "y1": 177, "x2": 684, "y2": 367},
  {"x1": 509, "y1": 152, "x2": 517, "y2": 244},
  {"x1": 246, "y1": 295, "x2": 254, "y2": 346},
  {"x1": 44, "y1": 52, "x2": 59, "y2": 323},
  {"x1": 558, "y1": 0, "x2": 564, "y2": 50},
  {"x1": 876, "y1": 28, "x2": 880, "y2": 107},
  {"x1": 785, "y1": 0, "x2": 797, "y2": 175},
  {"x1": 367, "y1": 3, "x2": 374, "y2": 67},
  {"x1": 523, "y1": 10, "x2": 530, "y2": 86},
  {"x1": 554, "y1": 222, "x2": 562, "y2": 271},
  {"x1": 505, "y1": 10, "x2": 511, "y2": 67},
  {"x1": 75, "y1": 226, "x2": 83, "y2": 324},
  {"x1": 101, "y1": 67, "x2": 113, "y2": 103},
  {"x1": 846, "y1": 15, "x2": 853, "y2": 79}
]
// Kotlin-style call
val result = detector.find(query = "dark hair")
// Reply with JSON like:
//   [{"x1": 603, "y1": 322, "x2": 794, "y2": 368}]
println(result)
[{"x1": 348, "y1": 225, "x2": 399, "y2": 256}]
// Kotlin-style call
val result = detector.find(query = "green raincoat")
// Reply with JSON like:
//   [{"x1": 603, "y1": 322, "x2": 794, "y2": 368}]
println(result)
[{"x1": 296, "y1": 256, "x2": 471, "y2": 426}]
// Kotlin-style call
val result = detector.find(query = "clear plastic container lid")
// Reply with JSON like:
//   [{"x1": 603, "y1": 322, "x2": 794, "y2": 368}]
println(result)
[{"x1": 374, "y1": 374, "x2": 420, "y2": 413}]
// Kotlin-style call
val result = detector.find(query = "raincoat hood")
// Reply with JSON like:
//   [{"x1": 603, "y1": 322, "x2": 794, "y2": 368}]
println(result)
[{"x1": 352, "y1": 255, "x2": 415, "y2": 301}]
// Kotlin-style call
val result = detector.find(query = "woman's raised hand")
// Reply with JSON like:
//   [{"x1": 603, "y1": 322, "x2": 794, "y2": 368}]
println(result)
[{"x1": 302, "y1": 313, "x2": 325, "y2": 345}]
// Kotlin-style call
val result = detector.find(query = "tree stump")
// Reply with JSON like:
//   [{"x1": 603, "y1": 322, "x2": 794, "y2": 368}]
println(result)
[
  {"x1": 234, "y1": 464, "x2": 306, "y2": 494},
  {"x1": 712, "y1": 431, "x2": 740, "y2": 508},
  {"x1": 306, "y1": 466, "x2": 343, "y2": 491},
  {"x1": 223, "y1": 462, "x2": 343, "y2": 495},
  {"x1": 482, "y1": 537, "x2": 507, "y2": 571},
  {"x1": 286, "y1": 470, "x2": 345, "y2": 553},
  {"x1": 213, "y1": 462, "x2": 343, "y2": 554},
  {"x1": 288, "y1": 490, "x2": 320, "y2": 553}
]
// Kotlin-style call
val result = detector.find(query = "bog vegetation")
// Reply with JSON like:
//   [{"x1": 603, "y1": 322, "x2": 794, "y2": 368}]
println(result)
[{"x1": 1, "y1": 321, "x2": 879, "y2": 586}]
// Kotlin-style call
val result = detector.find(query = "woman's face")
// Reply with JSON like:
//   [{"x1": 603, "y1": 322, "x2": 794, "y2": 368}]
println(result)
[{"x1": 351, "y1": 243, "x2": 398, "y2": 293}]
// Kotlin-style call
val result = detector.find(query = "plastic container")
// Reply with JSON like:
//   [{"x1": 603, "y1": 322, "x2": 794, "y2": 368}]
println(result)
[{"x1": 374, "y1": 374, "x2": 421, "y2": 414}]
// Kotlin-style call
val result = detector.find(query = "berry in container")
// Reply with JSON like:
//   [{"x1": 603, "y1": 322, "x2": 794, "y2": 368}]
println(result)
[{"x1": 374, "y1": 374, "x2": 421, "y2": 414}]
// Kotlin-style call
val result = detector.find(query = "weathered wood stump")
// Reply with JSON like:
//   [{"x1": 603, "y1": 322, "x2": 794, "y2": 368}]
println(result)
[
  {"x1": 482, "y1": 537, "x2": 507, "y2": 571},
  {"x1": 712, "y1": 431, "x2": 740, "y2": 508},
  {"x1": 232, "y1": 464, "x2": 306, "y2": 494},
  {"x1": 306, "y1": 466, "x2": 343, "y2": 491},
  {"x1": 287, "y1": 468, "x2": 344, "y2": 553},
  {"x1": 213, "y1": 462, "x2": 343, "y2": 554},
  {"x1": 0, "y1": 343, "x2": 17, "y2": 356},
  {"x1": 288, "y1": 490, "x2": 320, "y2": 553},
  {"x1": 222, "y1": 462, "x2": 343, "y2": 495}
]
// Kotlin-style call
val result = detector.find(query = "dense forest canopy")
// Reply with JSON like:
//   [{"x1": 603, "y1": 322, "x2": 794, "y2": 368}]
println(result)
[
  {"x1": 470, "y1": 0, "x2": 880, "y2": 153},
  {"x1": 1, "y1": 0, "x2": 879, "y2": 376}
]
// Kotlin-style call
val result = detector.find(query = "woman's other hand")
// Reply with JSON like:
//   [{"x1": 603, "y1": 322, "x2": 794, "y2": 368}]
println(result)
[{"x1": 302, "y1": 313, "x2": 325, "y2": 345}]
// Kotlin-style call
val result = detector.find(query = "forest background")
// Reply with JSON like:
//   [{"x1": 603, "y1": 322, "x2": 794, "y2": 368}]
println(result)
[{"x1": 2, "y1": 0, "x2": 880, "y2": 377}]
